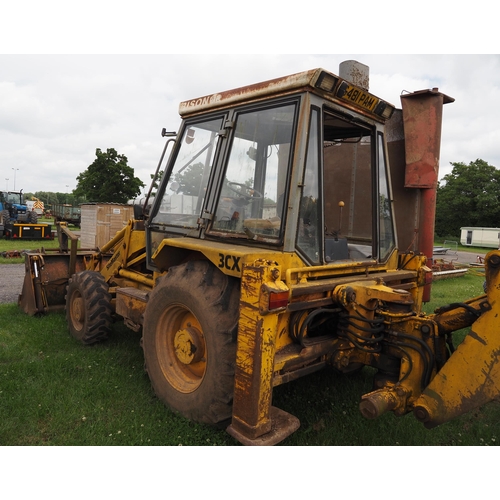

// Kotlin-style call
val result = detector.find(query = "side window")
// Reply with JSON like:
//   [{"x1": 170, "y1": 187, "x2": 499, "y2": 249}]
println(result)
[
  {"x1": 211, "y1": 102, "x2": 297, "y2": 239},
  {"x1": 378, "y1": 133, "x2": 396, "y2": 260},
  {"x1": 153, "y1": 117, "x2": 223, "y2": 228},
  {"x1": 322, "y1": 110, "x2": 374, "y2": 262},
  {"x1": 297, "y1": 108, "x2": 321, "y2": 264}
]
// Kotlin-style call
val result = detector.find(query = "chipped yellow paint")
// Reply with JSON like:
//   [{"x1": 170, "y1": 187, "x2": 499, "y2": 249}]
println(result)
[
  {"x1": 414, "y1": 250, "x2": 500, "y2": 426},
  {"x1": 230, "y1": 260, "x2": 286, "y2": 439},
  {"x1": 153, "y1": 237, "x2": 304, "y2": 277}
]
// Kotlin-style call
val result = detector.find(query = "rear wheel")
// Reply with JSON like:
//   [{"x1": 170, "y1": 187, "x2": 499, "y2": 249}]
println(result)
[
  {"x1": 65, "y1": 271, "x2": 113, "y2": 345},
  {"x1": 1, "y1": 210, "x2": 10, "y2": 225},
  {"x1": 143, "y1": 261, "x2": 239, "y2": 425},
  {"x1": 28, "y1": 211, "x2": 38, "y2": 223}
]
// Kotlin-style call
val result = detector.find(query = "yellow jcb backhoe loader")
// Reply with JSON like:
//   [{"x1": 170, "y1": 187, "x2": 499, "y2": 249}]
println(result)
[{"x1": 19, "y1": 60, "x2": 500, "y2": 445}]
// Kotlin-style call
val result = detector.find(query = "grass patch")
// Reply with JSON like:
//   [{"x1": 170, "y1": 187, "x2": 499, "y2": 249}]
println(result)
[
  {"x1": 424, "y1": 271, "x2": 485, "y2": 311},
  {"x1": 0, "y1": 272, "x2": 497, "y2": 446},
  {"x1": 0, "y1": 305, "x2": 233, "y2": 446},
  {"x1": 0, "y1": 244, "x2": 60, "y2": 264}
]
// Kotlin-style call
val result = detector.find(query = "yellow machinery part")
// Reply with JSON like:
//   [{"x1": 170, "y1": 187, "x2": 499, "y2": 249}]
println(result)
[
  {"x1": 414, "y1": 250, "x2": 500, "y2": 427},
  {"x1": 227, "y1": 259, "x2": 300, "y2": 445}
]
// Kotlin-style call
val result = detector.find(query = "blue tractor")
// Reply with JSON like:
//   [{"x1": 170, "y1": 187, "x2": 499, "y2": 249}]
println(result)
[{"x1": 0, "y1": 190, "x2": 52, "y2": 239}]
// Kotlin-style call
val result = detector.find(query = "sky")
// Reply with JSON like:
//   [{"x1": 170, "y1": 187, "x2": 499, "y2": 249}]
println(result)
[
  {"x1": 1, "y1": 1, "x2": 499, "y2": 198},
  {"x1": 2, "y1": 53, "x2": 499, "y2": 197}
]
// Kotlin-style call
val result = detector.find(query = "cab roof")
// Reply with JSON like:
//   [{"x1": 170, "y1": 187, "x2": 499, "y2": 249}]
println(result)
[{"x1": 178, "y1": 68, "x2": 395, "y2": 122}]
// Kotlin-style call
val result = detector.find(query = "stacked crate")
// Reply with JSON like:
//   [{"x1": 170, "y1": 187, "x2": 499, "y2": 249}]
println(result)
[{"x1": 80, "y1": 203, "x2": 134, "y2": 248}]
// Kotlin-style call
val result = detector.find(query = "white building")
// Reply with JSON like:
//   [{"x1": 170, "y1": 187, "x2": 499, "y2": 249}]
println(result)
[{"x1": 460, "y1": 227, "x2": 500, "y2": 248}]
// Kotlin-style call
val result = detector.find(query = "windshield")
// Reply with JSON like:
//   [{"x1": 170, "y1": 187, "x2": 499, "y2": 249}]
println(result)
[
  {"x1": 210, "y1": 101, "x2": 297, "y2": 240},
  {"x1": 2, "y1": 192, "x2": 23, "y2": 205}
]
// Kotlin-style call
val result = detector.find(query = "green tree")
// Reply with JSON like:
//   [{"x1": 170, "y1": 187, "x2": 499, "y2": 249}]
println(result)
[
  {"x1": 435, "y1": 159, "x2": 500, "y2": 237},
  {"x1": 149, "y1": 170, "x2": 163, "y2": 196},
  {"x1": 173, "y1": 162, "x2": 205, "y2": 196},
  {"x1": 74, "y1": 148, "x2": 145, "y2": 203}
]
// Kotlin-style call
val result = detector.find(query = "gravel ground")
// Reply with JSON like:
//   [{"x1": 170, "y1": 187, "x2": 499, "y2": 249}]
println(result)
[
  {"x1": 0, "y1": 249, "x2": 486, "y2": 306},
  {"x1": 435, "y1": 250, "x2": 486, "y2": 266},
  {"x1": 0, "y1": 264, "x2": 26, "y2": 304}
]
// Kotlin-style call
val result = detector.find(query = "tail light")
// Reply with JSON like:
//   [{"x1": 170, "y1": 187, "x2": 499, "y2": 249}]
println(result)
[{"x1": 269, "y1": 291, "x2": 289, "y2": 311}]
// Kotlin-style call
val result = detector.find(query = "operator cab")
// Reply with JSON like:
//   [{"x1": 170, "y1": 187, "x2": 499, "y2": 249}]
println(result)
[
  {"x1": 1, "y1": 191, "x2": 24, "y2": 206},
  {"x1": 147, "y1": 67, "x2": 396, "y2": 269}
]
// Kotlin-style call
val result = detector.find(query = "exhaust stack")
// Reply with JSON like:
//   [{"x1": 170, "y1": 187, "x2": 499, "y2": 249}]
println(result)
[
  {"x1": 339, "y1": 60, "x2": 369, "y2": 91},
  {"x1": 400, "y1": 88, "x2": 454, "y2": 301}
]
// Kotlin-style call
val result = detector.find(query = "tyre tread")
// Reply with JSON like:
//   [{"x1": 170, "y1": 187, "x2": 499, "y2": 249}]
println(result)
[
  {"x1": 143, "y1": 261, "x2": 239, "y2": 425},
  {"x1": 65, "y1": 271, "x2": 113, "y2": 345}
]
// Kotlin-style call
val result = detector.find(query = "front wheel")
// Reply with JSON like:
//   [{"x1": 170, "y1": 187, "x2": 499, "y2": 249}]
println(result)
[
  {"x1": 142, "y1": 261, "x2": 240, "y2": 425},
  {"x1": 65, "y1": 271, "x2": 113, "y2": 345}
]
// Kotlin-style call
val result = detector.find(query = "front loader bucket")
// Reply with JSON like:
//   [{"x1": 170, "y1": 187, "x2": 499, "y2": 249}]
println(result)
[{"x1": 18, "y1": 250, "x2": 94, "y2": 315}]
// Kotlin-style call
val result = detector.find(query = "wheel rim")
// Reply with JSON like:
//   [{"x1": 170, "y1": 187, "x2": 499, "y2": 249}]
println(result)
[
  {"x1": 157, "y1": 303, "x2": 207, "y2": 393},
  {"x1": 69, "y1": 291, "x2": 84, "y2": 332}
]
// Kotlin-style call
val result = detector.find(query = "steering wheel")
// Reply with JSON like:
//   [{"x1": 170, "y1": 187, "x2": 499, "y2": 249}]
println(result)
[{"x1": 227, "y1": 181, "x2": 263, "y2": 201}]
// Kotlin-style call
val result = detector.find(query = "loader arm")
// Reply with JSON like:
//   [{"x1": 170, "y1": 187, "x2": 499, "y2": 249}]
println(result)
[
  {"x1": 19, "y1": 219, "x2": 154, "y2": 316},
  {"x1": 413, "y1": 250, "x2": 500, "y2": 427},
  {"x1": 84, "y1": 219, "x2": 154, "y2": 289}
]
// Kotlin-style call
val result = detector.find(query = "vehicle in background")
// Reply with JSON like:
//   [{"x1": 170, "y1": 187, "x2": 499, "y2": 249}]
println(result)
[
  {"x1": 52, "y1": 203, "x2": 81, "y2": 227},
  {"x1": 0, "y1": 190, "x2": 53, "y2": 240}
]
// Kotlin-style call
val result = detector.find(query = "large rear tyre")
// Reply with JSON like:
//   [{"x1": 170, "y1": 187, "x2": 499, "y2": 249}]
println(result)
[
  {"x1": 65, "y1": 271, "x2": 113, "y2": 345},
  {"x1": 1, "y1": 210, "x2": 10, "y2": 225},
  {"x1": 143, "y1": 261, "x2": 239, "y2": 425},
  {"x1": 28, "y1": 211, "x2": 38, "y2": 223}
]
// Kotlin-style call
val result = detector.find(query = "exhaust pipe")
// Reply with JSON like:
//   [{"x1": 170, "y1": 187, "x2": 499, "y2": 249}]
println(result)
[{"x1": 400, "y1": 88, "x2": 454, "y2": 301}]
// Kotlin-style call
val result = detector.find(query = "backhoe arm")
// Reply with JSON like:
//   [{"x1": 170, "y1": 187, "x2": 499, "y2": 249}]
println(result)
[{"x1": 413, "y1": 250, "x2": 500, "y2": 427}]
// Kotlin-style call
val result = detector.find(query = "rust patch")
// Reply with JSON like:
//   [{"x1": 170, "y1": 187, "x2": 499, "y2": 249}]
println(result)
[{"x1": 179, "y1": 69, "x2": 320, "y2": 116}]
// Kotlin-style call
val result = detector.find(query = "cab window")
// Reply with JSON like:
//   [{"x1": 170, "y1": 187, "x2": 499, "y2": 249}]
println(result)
[
  {"x1": 152, "y1": 117, "x2": 223, "y2": 229},
  {"x1": 297, "y1": 108, "x2": 395, "y2": 264},
  {"x1": 210, "y1": 101, "x2": 297, "y2": 240}
]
